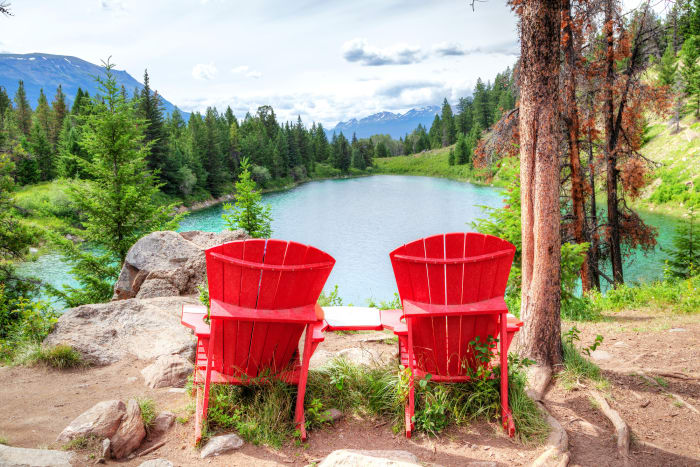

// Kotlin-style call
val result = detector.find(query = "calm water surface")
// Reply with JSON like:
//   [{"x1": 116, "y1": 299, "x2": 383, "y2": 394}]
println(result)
[{"x1": 19, "y1": 175, "x2": 678, "y2": 307}]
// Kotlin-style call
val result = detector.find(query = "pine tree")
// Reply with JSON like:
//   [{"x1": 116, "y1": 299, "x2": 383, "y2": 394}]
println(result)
[
  {"x1": 375, "y1": 141, "x2": 389, "y2": 159},
  {"x1": 71, "y1": 88, "x2": 89, "y2": 116},
  {"x1": 50, "y1": 85, "x2": 68, "y2": 147},
  {"x1": 29, "y1": 119, "x2": 53, "y2": 180},
  {"x1": 658, "y1": 42, "x2": 678, "y2": 86},
  {"x1": 203, "y1": 107, "x2": 227, "y2": 196},
  {"x1": 440, "y1": 98, "x2": 456, "y2": 146},
  {"x1": 472, "y1": 78, "x2": 491, "y2": 130},
  {"x1": 455, "y1": 132, "x2": 471, "y2": 165},
  {"x1": 34, "y1": 89, "x2": 51, "y2": 137},
  {"x1": 138, "y1": 70, "x2": 174, "y2": 192},
  {"x1": 448, "y1": 148, "x2": 455, "y2": 166},
  {"x1": 13, "y1": 80, "x2": 31, "y2": 136},
  {"x1": 667, "y1": 207, "x2": 700, "y2": 279},
  {"x1": 428, "y1": 114, "x2": 442, "y2": 149},
  {"x1": 352, "y1": 147, "x2": 366, "y2": 169},
  {"x1": 56, "y1": 118, "x2": 84, "y2": 178},
  {"x1": 680, "y1": 36, "x2": 700, "y2": 116},
  {"x1": 222, "y1": 157, "x2": 272, "y2": 238},
  {"x1": 64, "y1": 60, "x2": 178, "y2": 266}
]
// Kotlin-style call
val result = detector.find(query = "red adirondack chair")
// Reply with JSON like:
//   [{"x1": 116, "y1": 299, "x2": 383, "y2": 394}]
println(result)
[
  {"x1": 181, "y1": 238, "x2": 335, "y2": 444},
  {"x1": 379, "y1": 232, "x2": 521, "y2": 438}
]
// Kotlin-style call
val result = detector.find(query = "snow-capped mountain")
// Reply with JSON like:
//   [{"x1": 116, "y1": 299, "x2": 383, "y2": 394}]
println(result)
[
  {"x1": 327, "y1": 105, "x2": 440, "y2": 139},
  {"x1": 0, "y1": 53, "x2": 184, "y2": 116}
]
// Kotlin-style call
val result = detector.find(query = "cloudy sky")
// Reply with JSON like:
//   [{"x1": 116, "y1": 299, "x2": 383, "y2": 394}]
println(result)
[{"x1": 3, "y1": 0, "x2": 638, "y2": 126}]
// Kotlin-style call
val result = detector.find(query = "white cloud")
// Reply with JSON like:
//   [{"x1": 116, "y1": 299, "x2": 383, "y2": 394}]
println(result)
[
  {"x1": 342, "y1": 38, "x2": 425, "y2": 66},
  {"x1": 192, "y1": 63, "x2": 218, "y2": 80},
  {"x1": 98, "y1": 0, "x2": 126, "y2": 13},
  {"x1": 232, "y1": 65, "x2": 262, "y2": 79}
]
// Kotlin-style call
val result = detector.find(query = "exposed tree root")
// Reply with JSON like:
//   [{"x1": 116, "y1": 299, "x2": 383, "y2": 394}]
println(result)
[
  {"x1": 590, "y1": 391, "x2": 630, "y2": 459},
  {"x1": 527, "y1": 365, "x2": 570, "y2": 467}
]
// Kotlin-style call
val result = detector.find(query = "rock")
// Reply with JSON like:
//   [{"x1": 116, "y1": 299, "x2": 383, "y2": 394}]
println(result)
[
  {"x1": 28, "y1": 247, "x2": 39, "y2": 254},
  {"x1": 0, "y1": 444, "x2": 75, "y2": 467},
  {"x1": 44, "y1": 296, "x2": 199, "y2": 365},
  {"x1": 141, "y1": 355, "x2": 193, "y2": 388},
  {"x1": 110, "y1": 399, "x2": 146, "y2": 459},
  {"x1": 590, "y1": 350, "x2": 612, "y2": 363},
  {"x1": 168, "y1": 388, "x2": 186, "y2": 393},
  {"x1": 321, "y1": 408, "x2": 344, "y2": 423},
  {"x1": 669, "y1": 328, "x2": 687, "y2": 332},
  {"x1": 113, "y1": 230, "x2": 248, "y2": 300},
  {"x1": 150, "y1": 412, "x2": 176, "y2": 437},
  {"x1": 138, "y1": 460, "x2": 173, "y2": 467},
  {"x1": 101, "y1": 438, "x2": 111, "y2": 459},
  {"x1": 200, "y1": 433, "x2": 244, "y2": 458},
  {"x1": 56, "y1": 400, "x2": 126, "y2": 443},
  {"x1": 319, "y1": 449, "x2": 420, "y2": 466},
  {"x1": 612, "y1": 341, "x2": 628, "y2": 348}
]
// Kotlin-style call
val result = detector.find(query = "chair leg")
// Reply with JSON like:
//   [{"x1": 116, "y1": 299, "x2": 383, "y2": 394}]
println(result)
[
  {"x1": 194, "y1": 379, "x2": 203, "y2": 444},
  {"x1": 294, "y1": 324, "x2": 314, "y2": 441},
  {"x1": 197, "y1": 321, "x2": 215, "y2": 444},
  {"x1": 405, "y1": 372, "x2": 415, "y2": 438},
  {"x1": 500, "y1": 313, "x2": 515, "y2": 437},
  {"x1": 405, "y1": 319, "x2": 415, "y2": 438}
]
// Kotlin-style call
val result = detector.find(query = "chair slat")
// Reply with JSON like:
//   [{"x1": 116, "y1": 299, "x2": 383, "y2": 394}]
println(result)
[
  {"x1": 444, "y1": 233, "x2": 465, "y2": 375},
  {"x1": 424, "y1": 235, "x2": 447, "y2": 375},
  {"x1": 247, "y1": 240, "x2": 288, "y2": 376}
]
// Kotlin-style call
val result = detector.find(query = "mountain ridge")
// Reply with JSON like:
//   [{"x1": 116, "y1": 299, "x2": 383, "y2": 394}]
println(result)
[
  {"x1": 0, "y1": 52, "x2": 185, "y2": 117},
  {"x1": 327, "y1": 105, "x2": 440, "y2": 139}
]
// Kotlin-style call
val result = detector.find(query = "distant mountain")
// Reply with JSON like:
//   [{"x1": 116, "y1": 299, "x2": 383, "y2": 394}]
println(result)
[
  {"x1": 0, "y1": 53, "x2": 185, "y2": 117},
  {"x1": 327, "y1": 105, "x2": 440, "y2": 140}
]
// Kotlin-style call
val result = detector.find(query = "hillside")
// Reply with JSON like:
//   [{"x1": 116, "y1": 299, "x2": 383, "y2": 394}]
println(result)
[
  {"x1": 327, "y1": 106, "x2": 440, "y2": 139},
  {"x1": 0, "y1": 53, "x2": 184, "y2": 116},
  {"x1": 639, "y1": 114, "x2": 700, "y2": 212}
]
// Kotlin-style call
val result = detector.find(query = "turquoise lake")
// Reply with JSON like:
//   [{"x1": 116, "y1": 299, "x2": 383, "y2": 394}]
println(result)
[{"x1": 19, "y1": 175, "x2": 678, "y2": 307}]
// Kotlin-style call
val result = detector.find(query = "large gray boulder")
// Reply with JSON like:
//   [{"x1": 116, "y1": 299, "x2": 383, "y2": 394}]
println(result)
[
  {"x1": 56, "y1": 400, "x2": 126, "y2": 444},
  {"x1": 0, "y1": 445, "x2": 75, "y2": 467},
  {"x1": 44, "y1": 296, "x2": 199, "y2": 365},
  {"x1": 113, "y1": 230, "x2": 248, "y2": 300}
]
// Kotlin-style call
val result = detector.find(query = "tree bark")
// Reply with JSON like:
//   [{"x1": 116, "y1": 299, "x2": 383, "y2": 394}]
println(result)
[
  {"x1": 585, "y1": 98, "x2": 601, "y2": 291},
  {"x1": 561, "y1": 0, "x2": 590, "y2": 291},
  {"x1": 604, "y1": 0, "x2": 624, "y2": 285},
  {"x1": 519, "y1": 0, "x2": 563, "y2": 367}
]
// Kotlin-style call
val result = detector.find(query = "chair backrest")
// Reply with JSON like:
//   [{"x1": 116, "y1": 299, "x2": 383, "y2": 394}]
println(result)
[
  {"x1": 205, "y1": 238, "x2": 335, "y2": 378},
  {"x1": 390, "y1": 233, "x2": 515, "y2": 377}
]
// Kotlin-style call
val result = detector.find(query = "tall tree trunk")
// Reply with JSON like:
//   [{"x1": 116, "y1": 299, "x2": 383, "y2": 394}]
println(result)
[
  {"x1": 604, "y1": 0, "x2": 624, "y2": 285},
  {"x1": 586, "y1": 99, "x2": 601, "y2": 291},
  {"x1": 519, "y1": 0, "x2": 563, "y2": 367},
  {"x1": 561, "y1": 0, "x2": 590, "y2": 291}
]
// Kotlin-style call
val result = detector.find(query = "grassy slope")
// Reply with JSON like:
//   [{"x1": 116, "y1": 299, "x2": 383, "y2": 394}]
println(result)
[
  {"x1": 373, "y1": 145, "x2": 515, "y2": 188},
  {"x1": 638, "y1": 113, "x2": 700, "y2": 214}
]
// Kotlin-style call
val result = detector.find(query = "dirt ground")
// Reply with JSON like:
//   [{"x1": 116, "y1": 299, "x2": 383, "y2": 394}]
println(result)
[{"x1": 1, "y1": 308, "x2": 699, "y2": 466}]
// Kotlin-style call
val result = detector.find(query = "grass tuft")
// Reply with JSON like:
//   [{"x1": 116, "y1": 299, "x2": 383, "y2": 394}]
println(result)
[
  {"x1": 19, "y1": 344, "x2": 84, "y2": 369},
  {"x1": 137, "y1": 398, "x2": 157, "y2": 432},
  {"x1": 559, "y1": 340, "x2": 607, "y2": 391},
  {"x1": 0, "y1": 436, "x2": 8, "y2": 445}
]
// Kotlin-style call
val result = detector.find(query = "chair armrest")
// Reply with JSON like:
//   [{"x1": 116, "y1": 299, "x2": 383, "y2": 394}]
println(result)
[
  {"x1": 311, "y1": 320, "x2": 327, "y2": 343},
  {"x1": 403, "y1": 297, "x2": 508, "y2": 318},
  {"x1": 380, "y1": 309, "x2": 407, "y2": 335},
  {"x1": 210, "y1": 299, "x2": 319, "y2": 324},
  {"x1": 507, "y1": 314, "x2": 523, "y2": 332},
  {"x1": 181, "y1": 304, "x2": 210, "y2": 337}
]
